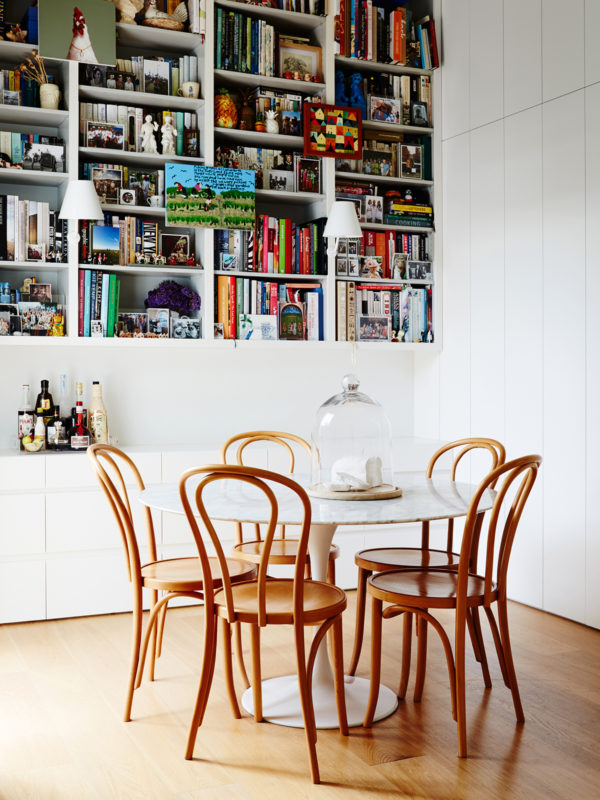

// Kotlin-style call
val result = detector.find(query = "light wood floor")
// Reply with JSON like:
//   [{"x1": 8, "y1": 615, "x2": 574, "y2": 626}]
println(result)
[{"x1": 1, "y1": 593, "x2": 599, "y2": 800}]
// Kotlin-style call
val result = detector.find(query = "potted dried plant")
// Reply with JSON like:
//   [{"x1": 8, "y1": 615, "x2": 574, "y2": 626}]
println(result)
[{"x1": 19, "y1": 51, "x2": 60, "y2": 110}]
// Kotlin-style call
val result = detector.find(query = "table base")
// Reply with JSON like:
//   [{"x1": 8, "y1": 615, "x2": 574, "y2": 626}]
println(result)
[{"x1": 241, "y1": 675, "x2": 398, "y2": 729}]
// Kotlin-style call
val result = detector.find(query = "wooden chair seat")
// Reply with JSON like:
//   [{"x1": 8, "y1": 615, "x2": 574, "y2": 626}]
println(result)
[
  {"x1": 356, "y1": 546, "x2": 460, "y2": 572},
  {"x1": 231, "y1": 539, "x2": 339, "y2": 565},
  {"x1": 369, "y1": 568, "x2": 497, "y2": 609},
  {"x1": 141, "y1": 557, "x2": 256, "y2": 592},
  {"x1": 214, "y1": 579, "x2": 347, "y2": 624}
]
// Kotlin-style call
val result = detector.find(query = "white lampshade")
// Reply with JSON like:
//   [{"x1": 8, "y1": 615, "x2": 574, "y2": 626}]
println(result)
[
  {"x1": 323, "y1": 201, "x2": 363, "y2": 240},
  {"x1": 59, "y1": 180, "x2": 103, "y2": 221}
]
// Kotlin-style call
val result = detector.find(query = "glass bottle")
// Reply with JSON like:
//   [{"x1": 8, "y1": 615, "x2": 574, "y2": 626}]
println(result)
[
  {"x1": 35, "y1": 379, "x2": 54, "y2": 425},
  {"x1": 46, "y1": 406, "x2": 69, "y2": 450},
  {"x1": 69, "y1": 382, "x2": 91, "y2": 451},
  {"x1": 17, "y1": 384, "x2": 34, "y2": 451},
  {"x1": 32, "y1": 415, "x2": 46, "y2": 452},
  {"x1": 56, "y1": 373, "x2": 72, "y2": 438},
  {"x1": 88, "y1": 381, "x2": 108, "y2": 444}
]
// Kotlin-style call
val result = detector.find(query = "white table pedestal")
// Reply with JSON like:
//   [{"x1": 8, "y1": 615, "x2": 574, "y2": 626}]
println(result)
[{"x1": 240, "y1": 523, "x2": 398, "y2": 728}]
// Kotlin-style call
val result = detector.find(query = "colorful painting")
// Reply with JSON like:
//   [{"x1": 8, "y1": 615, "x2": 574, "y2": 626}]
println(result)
[
  {"x1": 165, "y1": 164, "x2": 255, "y2": 229},
  {"x1": 39, "y1": 0, "x2": 116, "y2": 66},
  {"x1": 303, "y1": 103, "x2": 362, "y2": 160}
]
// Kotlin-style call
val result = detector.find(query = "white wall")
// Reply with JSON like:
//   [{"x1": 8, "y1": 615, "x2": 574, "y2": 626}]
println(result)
[{"x1": 414, "y1": 0, "x2": 599, "y2": 628}]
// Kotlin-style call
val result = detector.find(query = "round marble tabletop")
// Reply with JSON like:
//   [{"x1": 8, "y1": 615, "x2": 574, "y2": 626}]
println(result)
[{"x1": 139, "y1": 471, "x2": 494, "y2": 525}]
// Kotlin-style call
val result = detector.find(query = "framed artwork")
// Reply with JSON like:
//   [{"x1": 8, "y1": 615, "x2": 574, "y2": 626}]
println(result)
[
  {"x1": 87, "y1": 121, "x2": 125, "y2": 150},
  {"x1": 279, "y1": 43, "x2": 322, "y2": 80},
  {"x1": 39, "y1": 0, "x2": 116, "y2": 66},
  {"x1": 304, "y1": 103, "x2": 362, "y2": 160},
  {"x1": 165, "y1": 163, "x2": 255, "y2": 229},
  {"x1": 238, "y1": 314, "x2": 278, "y2": 341}
]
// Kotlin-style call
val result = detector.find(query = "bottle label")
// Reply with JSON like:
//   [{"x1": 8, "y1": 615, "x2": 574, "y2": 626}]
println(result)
[
  {"x1": 41, "y1": 399, "x2": 50, "y2": 410},
  {"x1": 71, "y1": 435, "x2": 91, "y2": 449},
  {"x1": 18, "y1": 412, "x2": 34, "y2": 439},
  {"x1": 90, "y1": 410, "x2": 108, "y2": 444}
]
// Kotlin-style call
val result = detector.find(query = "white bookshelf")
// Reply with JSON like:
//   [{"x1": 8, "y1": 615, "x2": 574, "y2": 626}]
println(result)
[{"x1": 0, "y1": 0, "x2": 440, "y2": 349}]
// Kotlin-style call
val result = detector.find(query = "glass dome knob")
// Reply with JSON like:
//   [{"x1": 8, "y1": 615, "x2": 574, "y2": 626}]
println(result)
[{"x1": 342, "y1": 373, "x2": 360, "y2": 393}]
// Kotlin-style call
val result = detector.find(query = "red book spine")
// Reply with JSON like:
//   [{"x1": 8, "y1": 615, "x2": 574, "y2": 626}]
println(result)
[
  {"x1": 428, "y1": 20, "x2": 439, "y2": 68},
  {"x1": 229, "y1": 276, "x2": 236, "y2": 338},
  {"x1": 269, "y1": 282, "x2": 278, "y2": 315},
  {"x1": 78, "y1": 269, "x2": 85, "y2": 337}
]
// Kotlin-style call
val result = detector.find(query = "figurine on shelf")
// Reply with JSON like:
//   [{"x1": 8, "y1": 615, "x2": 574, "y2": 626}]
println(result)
[
  {"x1": 141, "y1": 114, "x2": 158, "y2": 153},
  {"x1": 335, "y1": 70, "x2": 349, "y2": 105},
  {"x1": 142, "y1": 0, "x2": 188, "y2": 31},
  {"x1": 349, "y1": 73, "x2": 367, "y2": 118},
  {"x1": 265, "y1": 110, "x2": 279, "y2": 134},
  {"x1": 186, "y1": 255, "x2": 196, "y2": 266},
  {"x1": 135, "y1": 252, "x2": 150, "y2": 264},
  {"x1": 107, "y1": 0, "x2": 144, "y2": 26},
  {"x1": 153, "y1": 254, "x2": 166, "y2": 265},
  {"x1": 50, "y1": 312, "x2": 64, "y2": 337},
  {"x1": 6, "y1": 24, "x2": 27, "y2": 42},
  {"x1": 161, "y1": 115, "x2": 176, "y2": 155}
]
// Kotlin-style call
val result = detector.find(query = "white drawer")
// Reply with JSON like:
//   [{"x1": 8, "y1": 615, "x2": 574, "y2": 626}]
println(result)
[
  {"x1": 0, "y1": 454, "x2": 45, "y2": 491},
  {"x1": 0, "y1": 559, "x2": 46, "y2": 623},
  {"x1": 46, "y1": 552, "x2": 133, "y2": 619},
  {"x1": 0, "y1": 493, "x2": 45, "y2": 556},
  {"x1": 45, "y1": 452, "x2": 96, "y2": 489}
]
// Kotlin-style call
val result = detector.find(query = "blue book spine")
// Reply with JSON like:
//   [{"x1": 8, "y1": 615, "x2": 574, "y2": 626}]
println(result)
[
  {"x1": 83, "y1": 270, "x2": 91, "y2": 337},
  {"x1": 315, "y1": 286, "x2": 324, "y2": 340},
  {"x1": 416, "y1": 24, "x2": 425, "y2": 69}
]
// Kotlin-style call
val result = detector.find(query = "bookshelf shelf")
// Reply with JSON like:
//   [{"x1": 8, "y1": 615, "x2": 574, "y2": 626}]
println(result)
[
  {"x1": 360, "y1": 222, "x2": 434, "y2": 233},
  {"x1": 116, "y1": 22, "x2": 202, "y2": 53},
  {"x1": 335, "y1": 55, "x2": 432, "y2": 77},
  {"x1": 335, "y1": 276, "x2": 434, "y2": 287},
  {"x1": 89, "y1": 264, "x2": 203, "y2": 279},
  {"x1": 213, "y1": 127, "x2": 304, "y2": 149},
  {"x1": 101, "y1": 203, "x2": 165, "y2": 218},
  {"x1": 79, "y1": 85, "x2": 204, "y2": 112},
  {"x1": 0, "y1": 167, "x2": 69, "y2": 186},
  {"x1": 0, "y1": 41, "x2": 33, "y2": 61},
  {"x1": 216, "y1": 0, "x2": 326, "y2": 30},
  {"x1": 214, "y1": 68, "x2": 325, "y2": 93},
  {"x1": 79, "y1": 147, "x2": 205, "y2": 169},
  {"x1": 214, "y1": 270, "x2": 326, "y2": 281},
  {"x1": 255, "y1": 189, "x2": 326, "y2": 203},
  {"x1": 0, "y1": 105, "x2": 69, "y2": 127},
  {"x1": 335, "y1": 171, "x2": 434, "y2": 187},
  {"x1": 362, "y1": 120, "x2": 433, "y2": 135},
  {"x1": 0, "y1": 260, "x2": 69, "y2": 272}
]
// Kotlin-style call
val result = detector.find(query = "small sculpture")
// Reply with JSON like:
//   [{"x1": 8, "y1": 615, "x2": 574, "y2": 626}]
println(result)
[
  {"x1": 50, "y1": 312, "x2": 64, "y2": 337},
  {"x1": 335, "y1": 70, "x2": 348, "y2": 105},
  {"x1": 107, "y1": 0, "x2": 144, "y2": 26},
  {"x1": 153, "y1": 254, "x2": 166, "y2": 265},
  {"x1": 143, "y1": 0, "x2": 188, "y2": 31},
  {"x1": 6, "y1": 24, "x2": 27, "y2": 42},
  {"x1": 67, "y1": 8, "x2": 98, "y2": 63},
  {"x1": 265, "y1": 110, "x2": 279, "y2": 134},
  {"x1": 393, "y1": 265, "x2": 402, "y2": 281},
  {"x1": 135, "y1": 252, "x2": 150, "y2": 264},
  {"x1": 141, "y1": 114, "x2": 158, "y2": 153},
  {"x1": 161, "y1": 115, "x2": 176, "y2": 155},
  {"x1": 349, "y1": 72, "x2": 367, "y2": 117}
]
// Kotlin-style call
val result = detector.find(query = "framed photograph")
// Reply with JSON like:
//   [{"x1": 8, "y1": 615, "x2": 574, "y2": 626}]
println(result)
[
  {"x1": 183, "y1": 129, "x2": 199, "y2": 158},
  {"x1": 363, "y1": 196, "x2": 383, "y2": 224},
  {"x1": 84, "y1": 64, "x2": 106, "y2": 87},
  {"x1": 348, "y1": 240, "x2": 360, "y2": 256},
  {"x1": 160, "y1": 233, "x2": 190, "y2": 262},
  {"x1": 26, "y1": 244, "x2": 45, "y2": 263},
  {"x1": 0, "y1": 311, "x2": 10, "y2": 336},
  {"x1": 411, "y1": 101, "x2": 429, "y2": 127},
  {"x1": 3, "y1": 90, "x2": 20, "y2": 106},
  {"x1": 400, "y1": 144, "x2": 423, "y2": 179},
  {"x1": 337, "y1": 239, "x2": 348, "y2": 256},
  {"x1": 360, "y1": 255, "x2": 383, "y2": 279},
  {"x1": 348, "y1": 257, "x2": 360, "y2": 277},
  {"x1": 22, "y1": 142, "x2": 65, "y2": 172},
  {"x1": 105, "y1": 71, "x2": 117, "y2": 89},
  {"x1": 91, "y1": 225, "x2": 121, "y2": 265},
  {"x1": 280, "y1": 110, "x2": 302, "y2": 137},
  {"x1": 92, "y1": 167, "x2": 122, "y2": 203},
  {"x1": 335, "y1": 157, "x2": 358, "y2": 173},
  {"x1": 391, "y1": 252, "x2": 408, "y2": 279},
  {"x1": 220, "y1": 253, "x2": 238, "y2": 270},
  {"x1": 144, "y1": 60, "x2": 170, "y2": 95},
  {"x1": 304, "y1": 103, "x2": 362, "y2": 160},
  {"x1": 336, "y1": 192, "x2": 364, "y2": 222},
  {"x1": 336, "y1": 257, "x2": 348, "y2": 276},
  {"x1": 117, "y1": 312, "x2": 148, "y2": 337},
  {"x1": 19, "y1": 301, "x2": 56, "y2": 333},
  {"x1": 114, "y1": 72, "x2": 135, "y2": 91},
  {"x1": 407, "y1": 260, "x2": 433, "y2": 280},
  {"x1": 294, "y1": 154, "x2": 321, "y2": 193},
  {"x1": 279, "y1": 42, "x2": 322, "y2": 80},
  {"x1": 369, "y1": 96, "x2": 401, "y2": 124},
  {"x1": 29, "y1": 283, "x2": 52, "y2": 303},
  {"x1": 238, "y1": 314, "x2": 278, "y2": 341},
  {"x1": 171, "y1": 317, "x2": 201, "y2": 339},
  {"x1": 362, "y1": 149, "x2": 393, "y2": 177},
  {"x1": 278, "y1": 301, "x2": 304, "y2": 340},
  {"x1": 358, "y1": 315, "x2": 392, "y2": 342},
  {"x1": 39, "y1": 0, "x2": 117, "y2": 66},
  {"x1": 214, "y1": 322, "x2": 225, "y2": 339},
  {"x1": 87, "y1": 121, "x2": 125, "y2": 151},
  {"x1": 120, "y1": 188, "x2": 136, "y2": 206},
  {"x1": 127, "y1": 170, "x2": 157, "y2": 206},
  {"x1": 147, "y1": 308, "x2": 170, "y2": 337},
  {"x1": 266, "y1": 169, "x2": 294, "y2": 192},
  {"x1": 90, "y1": 319, "x2": 104, "y2": 337}
]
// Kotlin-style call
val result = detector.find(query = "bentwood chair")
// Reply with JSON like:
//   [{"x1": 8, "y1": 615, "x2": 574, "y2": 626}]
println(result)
[
  {"x1": 363, "y1": 454, "x2": 542, "y2": 757},
  {"x1": 179, "y1": 464, "x2": 348, "y2": 784},
  {"x1": 348, "y1": 437, "x2": 506, "y2": 698},
  {"x1": 88, "y1": 444, "x2": 256, "y2": 722}
]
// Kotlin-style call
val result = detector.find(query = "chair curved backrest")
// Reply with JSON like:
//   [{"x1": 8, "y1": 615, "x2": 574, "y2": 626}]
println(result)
[
  {"x1": 179, "y1": 464, "x2": 312, "y2": 627},
  {"x1": 456, "y1": 454, "x2": 542, "y2": 609},
  {"x1": 88, "y1": 443, "x2": 158, "y2": 585},
  {"x1": 221, "y1": 431, "x2": 310, "y2": 543}
]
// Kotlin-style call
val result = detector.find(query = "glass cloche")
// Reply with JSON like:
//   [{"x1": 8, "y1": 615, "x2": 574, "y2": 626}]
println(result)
[{"x1": 309, "y1": 374, "x2": 402, "y2": 500}]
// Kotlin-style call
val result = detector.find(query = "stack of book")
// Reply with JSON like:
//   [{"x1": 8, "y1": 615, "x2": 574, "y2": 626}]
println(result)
[
  {"x1": 337, "y1": 281, "x2": 432, "y2": 343},
  {"x1": 384, "y1": 198, "x2": 433, "y2": 228},
  {"x1": 0, "y1": 195, "x2": 68, "y2": 262},
  {"x1": 78, "y1": 269, "x2": 120, "y2": 338},
  {"x1": 216, "y1": 275, "x2": 323, "y2": 340}
]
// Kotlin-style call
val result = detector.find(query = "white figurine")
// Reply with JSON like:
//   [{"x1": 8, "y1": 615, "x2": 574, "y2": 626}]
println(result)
[
  {"x1": 393, "y1": 265, "x2": 402, "y2": 281},
  {"x1": 161, "y1": 116, "x2": 176, "y2": 155},
  {"x1": 265, "y1": 110, "x2": 279, "y2": 134},
  {"x1": 141, "y1": 114, "x2": 158, "y2": 153},
  {"x1": 107, "y1": 0, "x2": 144, "y2": 26},
  {"x1": 143, "y1": 0, "x2": 188, "y2": 27}
]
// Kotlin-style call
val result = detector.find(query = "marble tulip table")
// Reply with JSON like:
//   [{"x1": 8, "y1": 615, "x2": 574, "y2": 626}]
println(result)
[{"x1": 139, "y1": 472, "x2": 494, "y2": 729}]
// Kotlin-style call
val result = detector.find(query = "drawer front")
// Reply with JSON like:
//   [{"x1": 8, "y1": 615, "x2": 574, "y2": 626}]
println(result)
[
  {"x1": 0, "y1": 559, "x2": 46, "y2": 623},
  {"x1": 0, "y1": 494, "x2": 45, "y2": 556}
]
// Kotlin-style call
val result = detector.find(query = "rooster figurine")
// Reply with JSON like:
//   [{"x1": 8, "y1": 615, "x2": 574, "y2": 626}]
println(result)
[
  {"x1": 67, "y1": 8, "x2": 99, "y2": 63},
  {"x1": 143, "y1": 0, "x2": 188, "y2": 31}
]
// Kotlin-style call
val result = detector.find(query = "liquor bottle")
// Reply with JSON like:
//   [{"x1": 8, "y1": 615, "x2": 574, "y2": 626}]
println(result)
[
  {"x1": 46, "y1": 406, "x2": 69, "y2": 450},
  {"x1": 88, "y1": 381, "x2": 108, "y2": 444},
  {"x1": 69, "y1": 382, "x2": 91, "y2": 451},
  {"x1": 55, "y1": 373, "x2": 72, "y2": 438},
  {"x1": 17, "y1": 384, "x2": 34, "y2": 451},
  {"x1": 35, "y1": 379, "x2": 54, "y2": 425},
  {"x1": 29, "y1": 415, "x2": 46, "y2": 452}
]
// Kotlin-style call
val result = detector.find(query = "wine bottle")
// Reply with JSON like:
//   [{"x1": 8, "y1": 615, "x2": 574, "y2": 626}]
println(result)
[
  {"x1": 17, "y1": 384, "x2": 34, "y2": 451},
  {"x1": 35, "y1": 379, "x2": 54, "y2": 425},
  {"x1": 69, "y1": 382, "x2": 91, "y2": 451},
  {"x1": 88, "y1": 381, "x2": 108, "y2": 444}
]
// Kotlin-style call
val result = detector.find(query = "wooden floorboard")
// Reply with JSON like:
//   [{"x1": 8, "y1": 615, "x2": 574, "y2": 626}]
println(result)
[{"x1": 0, "y1": 595, "x2": 599, "y2": 799}]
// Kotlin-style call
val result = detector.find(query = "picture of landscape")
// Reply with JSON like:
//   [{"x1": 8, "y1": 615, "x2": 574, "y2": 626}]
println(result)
[{"x1": 165, "y1": 164, "x2": 255, "y2": 229}]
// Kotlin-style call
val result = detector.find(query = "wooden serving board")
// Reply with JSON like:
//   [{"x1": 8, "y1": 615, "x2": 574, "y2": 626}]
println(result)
[{"x1": 307, "y1": 484, "x2": 403, "y2": 501}]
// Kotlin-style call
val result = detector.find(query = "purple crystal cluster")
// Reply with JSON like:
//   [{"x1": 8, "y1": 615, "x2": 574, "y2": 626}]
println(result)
[{"x1": 144, "y1": 281, "x2": 201, "y2": 316}]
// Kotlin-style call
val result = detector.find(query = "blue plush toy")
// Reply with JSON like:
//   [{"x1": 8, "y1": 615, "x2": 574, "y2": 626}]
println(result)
[
  {"x1": 335, "y1": 70, "x2": 348, "y2": 105},
  {"x1": 349, "y1": 72, "x2": 367, "y2": 117}
]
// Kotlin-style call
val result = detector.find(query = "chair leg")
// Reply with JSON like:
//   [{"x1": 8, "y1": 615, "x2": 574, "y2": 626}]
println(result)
[
  {"x1": 397, "y1": 611, "x2": 412, "y2": 699},
  {"x1": 233, "y1": 621, "x2": 250, "y2": 690},
  {"x1": 455, "y1": 610, "x2": 468, "y2": 758},
  {"x1": 469, "y1": 607, "x2": 492, "y2": 688},
  {"x1": 497, "y1": 599, "x2": 525, "y2": 723},
  {"x1": 185, "y1": 615, "x2": 218, "y2": 760},
  {"x1": 348, "y1": 567, "x2": 371, "y2": 676},
  {"x1": 156, "y1": 600, "x2": 168, "y2": 659},
  {"x1": 294, "y1": 620, "x2": 320, "y2": 784},
  {"x1": 220, "y1": 618, "x2": 241, "y2": 719},
  {"x1": 148, "y1": 589, "x2": 159, "y2": 682},
  {"x1": 250, "y1": 623, "x2": 263, "y2": 722},
  {"x1": 363, "y1": 596, "x2": 383, "y2": 727},
  {"x1": 124, "y1": 593, "x2": 143, "y2": 722},
  {"x1": 484, "y1": 606, "x2": 510, "y2": 687},
  {"x1": 332, "y1": 616, "x2": 349, "y2": 735},
  {"x1": 413, "y1": 614, "x2": 428, "y2": 702},
  {"x1": 327, "y1": 554, "x2": 336, "y2": 585}
]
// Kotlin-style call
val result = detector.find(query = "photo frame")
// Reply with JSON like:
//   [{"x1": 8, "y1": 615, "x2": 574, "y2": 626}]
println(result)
[
  {"x1": 160, "y1": 233, "x2": 190, "y2": 261},
  {"x1": 391, "y1": 252, "x2": 408, "y2": 279},
  {"x1": 183, "y1": 129, "x2": 200, "y2": 158},
  {"x1": 171, "y1": 317, "x2": 201, "y2": 339},
  {"x1": 294, "y1": 154, "x2": 321, "y2": 193},
  {"x1": 87, "y1": 121, "x2": 125, "y2": 151},
  {"x1": 336, "y1": 257, "x2": 348, "y2": 276},
  {"x1": 348, "y1": 257, "x2": 360, "y2": 277},
  {"x1": 147, "y1": 308, "x2": 170, "y2": 337},
  {"x1": 407, "y1": 260, "x2": 433, "y2": 280},
  {"x1": 83, "y1": 64, "x2": 107, "y2": 87},
  {"x1": 26, "y1": 244, "x2": 45, "y2": 263},
  {"x1": 363, "y1": 196, "x2": 383, "y2": 224},
  {"x1": 369, "y1": 96, "x2": 402, "y2": 124},
  {"x1": 304, "y1": 103, "x2": 362, "y2": 160},
  {"x1": 358, "y1": 315, "x2": 391, "y2": 342},
  {"x1": 360, "y1": 255, "x2": 383, "y2": 279},
  {"x1": 144, "y1": 60, "x2": 170, "y2": 95},
  {"x1": 411, "y1": 101, "x2": 429, "y2": 127},
  {"x1": 91, "y1": 225, "x2": 121, "y2": 265},
  {"x1": 214, "y1": 322, "x2": 225, "y2": 339},
  {"x1": 92, "y1": 167, "x2": 122, "y2": 203},
  {"x1": 120, "y1": 188, "x2": 136, "y2": 206},
  {"x1": 278, "y1": 301, "x2": 304, "y2": 340},
  {"x1": 266, "y1": 169, "x2": 294, "y2": 192},
  {"x1": 22, "y1": 142, "x2": 65, "y2": 173},
  {"x1": 400, "y1": 144, "x2": 423, "y2": 179},
  {"x1": 29, "y1": 283, "x2": 52, "y2": 303},
  {"x1": 117, "y1": 312, "x2": 148, "y2": 337},
  {"x1": 279, "y1": 42, "x2": 322, "y2": 80},
  {"x1": 280, "y1": 110, "x2": 302, "y2": 137},
  {"x1": 127, "y1": 171, "x2": 157, "y2": 206}
]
